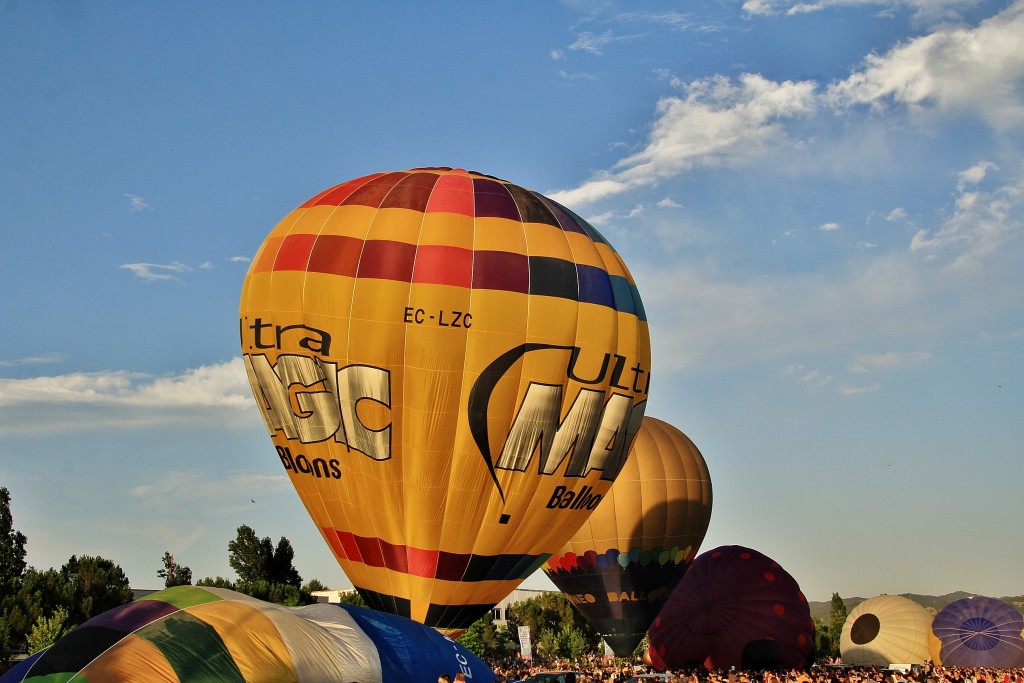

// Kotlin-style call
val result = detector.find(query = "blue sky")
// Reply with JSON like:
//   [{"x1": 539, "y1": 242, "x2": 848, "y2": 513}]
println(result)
[{"x1": 2, "y1": 0, "x2": 1022, "y2": 602}]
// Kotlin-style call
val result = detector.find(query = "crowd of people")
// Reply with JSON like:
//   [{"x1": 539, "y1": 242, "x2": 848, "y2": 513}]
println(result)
[{"x1": 451, "y1": 657, "x2": 1024, "y2": 683}]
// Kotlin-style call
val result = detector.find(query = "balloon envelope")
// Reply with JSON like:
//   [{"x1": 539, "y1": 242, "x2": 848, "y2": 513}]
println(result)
[
  {"x1": 648, "y1": 545, "x2": 814, "y2": 671},
  {"x1": 840, "y1": 595, "x2": 933, "y2": 666},
  {"x1": 542, "y1": 416, "x2": 713, "y2": 656},
  {"x1": 239, "y1": 167, "x2": 651, "y2": 633},
  {"x1": 929, "y1": 596, "x2": 1024, "y2": 668},
  {"x1": 0, "y1": 586, "x2": 494, "y2": 683}
]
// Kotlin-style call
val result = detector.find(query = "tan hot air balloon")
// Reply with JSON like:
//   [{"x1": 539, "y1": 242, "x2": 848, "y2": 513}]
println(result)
[
  {"x1": 840, "y1": 595, "x2": 934, "y2": 666},
  {"x1": 542, "y1": 416, "x2": 712, "y2": 656}
]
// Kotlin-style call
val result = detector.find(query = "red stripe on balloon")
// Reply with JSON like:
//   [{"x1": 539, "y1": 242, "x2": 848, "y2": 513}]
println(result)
[
  {"x1": 412, "y1": 245, "x2": 472, "y2": 287},
  {"x1": 307, "y1": 234, "x2": 362, "y2": 277},
  {"x1": 274, "y1": 233, "x2": 316, "y2": 271},
  {"x1": 357, "y1": 240, "x2": 416, "y2": 281},
  {"x1": 425, "y1": 173, "x2": 474, "y2": 216},
  {"x1": 301, "y1": 173, "x2": 386, "y2": 208}
]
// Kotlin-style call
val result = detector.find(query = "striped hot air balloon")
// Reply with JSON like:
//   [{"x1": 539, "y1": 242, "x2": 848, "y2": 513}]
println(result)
[
  {"x1": 239, "y1": 167, "x2": 651, "y2": 634},
  {"x1": 0, "y1": 586, "x2": 494, "y2": 683}
]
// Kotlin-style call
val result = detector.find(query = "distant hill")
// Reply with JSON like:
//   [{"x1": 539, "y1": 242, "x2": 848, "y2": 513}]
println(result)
[{"x1": 808, "y1": 592, "x2": 1024, "y2": 620}]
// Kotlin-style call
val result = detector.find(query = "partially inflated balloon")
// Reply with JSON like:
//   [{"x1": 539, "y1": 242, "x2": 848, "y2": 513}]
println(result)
[
  {"x1": 0, "y1": 586, "x2": 494, "y2": 683},
  {"x1": 840, "y1": 595, "x2": 933, "y2": 666},
  {"x1": 929, "y1": 596, "x2": 1024, "y2": 667},
  {"x1": 239, "y1": 167, "x2": 651, "y2": 633},
  {"x1": 648, "y1": 545, "x2": 814, "y2": 671},
  {"x1": 542, "y1": 417, "x2": 712, "y2": 656}
]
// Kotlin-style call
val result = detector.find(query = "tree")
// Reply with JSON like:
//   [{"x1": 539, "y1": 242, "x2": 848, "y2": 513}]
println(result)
[
  {"x1": 827, "y1": 592, "x2": 848, "y2": 657},
  {"x1": 0, "y1": 487, "x2": 28, "y2": 666},
  {"x1": 228, "y1": 525, "x2": 274, "y2": 584},
  {"x1": 60, "y1": 555, "x2": 134, "y2": 626},
  {"x1": 0, "y1": 488, "x2": 27, "y2": 588},
  {"x1": 504, "y1": 592, "x2": 602, "y2": 660},
  {"x1": 227, "y1": 525, "x2": 305, "y2": 605},
  {"x1": 26, "y1": 606, "x2": 68, "y2": 654},
  {"x1": 458, "y1": 611, "x2": 509, "y2": 659},
  {"x1": 157, "y1": 551, "x2": 193, "y2": 588},
  {"x1": 337, "y1": 590, "x2": 367, "y2": 608},
  {"x1": 195, "y1": 576, "x2": 235, "y2": 589},
  {"x1": 270, "y1": 537, "x2": 301, "y2": 587}
]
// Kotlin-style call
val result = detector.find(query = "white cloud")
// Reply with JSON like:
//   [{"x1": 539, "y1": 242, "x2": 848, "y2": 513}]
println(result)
[
  {"x1": 827, "y1": 2, "x2": 1024, "y2": 129},
  {"x1": 0, "y1": 359, "x2": 259, "y2": 436},
  {"x1": 820, "y1": 222, "x2": 840, "y2": 231},
  {"x1": 549, "y1": 74, "x2": 817, "y2": 206},
  {"x1": 569, "y1": 30, "x2": 639, "y2": 55},
  {"x1": 910, "y1": 170, "x2": 1024, "y2": 271},
  {"x1": 886, "y1": 207, "x2": 907, "y2": 221},
  {"x1": 839, "y1": 382, "x2": 883, "y2": 395},
  {"x1": 199, "y1": 261, "x2": 214, "y2": 270},
  {"x1": 550, "y1": 49, "x2": 564, "y2": 60},
  {"x1": 782, "y1": 363, "x2": 833, "y2": 388},
  {"x1": 131, "y1": 470, "x2": 288, "y2": 504},
  {"x1": 121, "y1": 261, "x2": 191, "y2": 282},
  {"x1": 229, "y1": 256, "x2": 252, "y2": 263},
  {"x1": 849, "y1": 350, "x2": 931, "y2": 372},
  {"x1": 0, "y1": 352, "x2": 66, "y2": 368},
  {"x1": 657, "y1": 197, "x2": 682, "y2": 208},
  {"x1": 743, "y1": 0, "x2": 987, "y2": 25},
  {"x1": 585, "y1": 210, "x2": 615, "y2": 226},
  {"x1": 124, "y1": 193, "x2": 153, "y2": 212},
  {"x1": 958, "y1": 161, "x2": 998, "y2": 191}
]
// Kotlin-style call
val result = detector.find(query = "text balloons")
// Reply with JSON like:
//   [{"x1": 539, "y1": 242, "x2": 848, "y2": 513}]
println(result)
[
  {"x1": 930, "y1": 596, "x2": 1024, "y2": 668},
  {"x1": 239, "y1": 168, "x2": 651, "y2": 634},
  {"x1": 648, "y1": 545, "x2": 814, "y2": 671},
  {"x1": 840, "y1": 595, "x2": 933, "y2": 666},
  {"x1": 542, "y1": 417, "x2": 712, "y2": 656},
  {"x1": 0, "y1": 586, "x2": 494, "y2": 683}
]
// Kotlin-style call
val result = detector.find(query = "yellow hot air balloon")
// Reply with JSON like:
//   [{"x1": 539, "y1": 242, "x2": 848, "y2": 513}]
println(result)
[
  {"x1": 543, "y1": 417, "x2": 712, "y2": 656},
  {"x1": 239, "y1": 167, "x2": 651, "y2": 634}
]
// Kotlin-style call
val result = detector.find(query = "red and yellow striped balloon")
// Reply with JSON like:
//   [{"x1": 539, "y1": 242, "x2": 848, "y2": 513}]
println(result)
[{"x1": 239, "y1": 167, "x2": 651, "y2": 633}]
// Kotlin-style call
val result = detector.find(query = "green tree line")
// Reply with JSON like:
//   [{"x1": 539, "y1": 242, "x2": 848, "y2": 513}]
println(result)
[{"x1": 0, "y1": 487, "x2": 335, "y2": 667}]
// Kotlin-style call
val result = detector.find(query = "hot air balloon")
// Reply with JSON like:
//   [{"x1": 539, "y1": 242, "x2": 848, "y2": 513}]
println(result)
[
  {"x1": 542, "y1": 416, "x2": 712, "y2": 657},
  {"x1": 239, "y1": 167, "x2": 651, "y2": 634},
  {"x1": 648, "y1": 545, "x2": 814, "y2": 671},
  {"x1": 840, "y1": 595, "x2": 933, "y2": 666},
  {"x1": 0, "y1": 586, "x2": 494, "y2": 683},
  {"x1": 929, "y1": 595, "x2": 1024, "y2": 668}
]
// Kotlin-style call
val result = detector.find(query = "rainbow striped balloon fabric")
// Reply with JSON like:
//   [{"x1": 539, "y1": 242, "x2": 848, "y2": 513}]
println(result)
[
  {"x1": 240, "y1": 167, "x2": 651, "y2": 633},
  {"x1": 0, "y1": 586, "x2": 494, "y2": 683}
]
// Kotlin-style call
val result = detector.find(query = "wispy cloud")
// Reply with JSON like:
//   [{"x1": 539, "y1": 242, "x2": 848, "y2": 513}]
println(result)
[
  {"x1": 124, "y1": 193, "x2": 153, "y2": 212},
  {"x1": 551, "y1": 3, "x2": 1023, "y2": 209},
  {"x1": 849, "y1": 350, "x2": 931, "y2": 372},
  {"x1": 228, "y1": 256, "x2": 252, "y2": 264},
  {"x1": 782, "y1": 363, "x2": 834, "y2": 389},
  {"x1": 839, "y1": 382, "x2": 883, "y2": 395},
  {"x1": 569, "y1": 30, "x2": 640, "y2": 55},
  {"x1": 0, "y1": 359, "x2": 258, "y2": 436},
  {"x1": 827, "y1": 2, "x2": 1024, "y2": 129},
  {"x1": 549, "y1": 73, "x2": 817, "y2": 206},
  {"x1": 820, "y1": 222, "x2": 840, "y2": 231},
  {"x1": 910, "y1": 168, "x2": 1024, "y2": 272},
  {"x1": 0, "y1": 352, "x2": 66, "y2": 368},
  {"x1": 121, "y1": 261, "x2": 192, "y2": 282},
  {"x1": 743, "y1": 0, "x2": 988, "y2": 26},
  {"x1": 131, "y1": 470, "x2": 288, "y2": 504}
]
